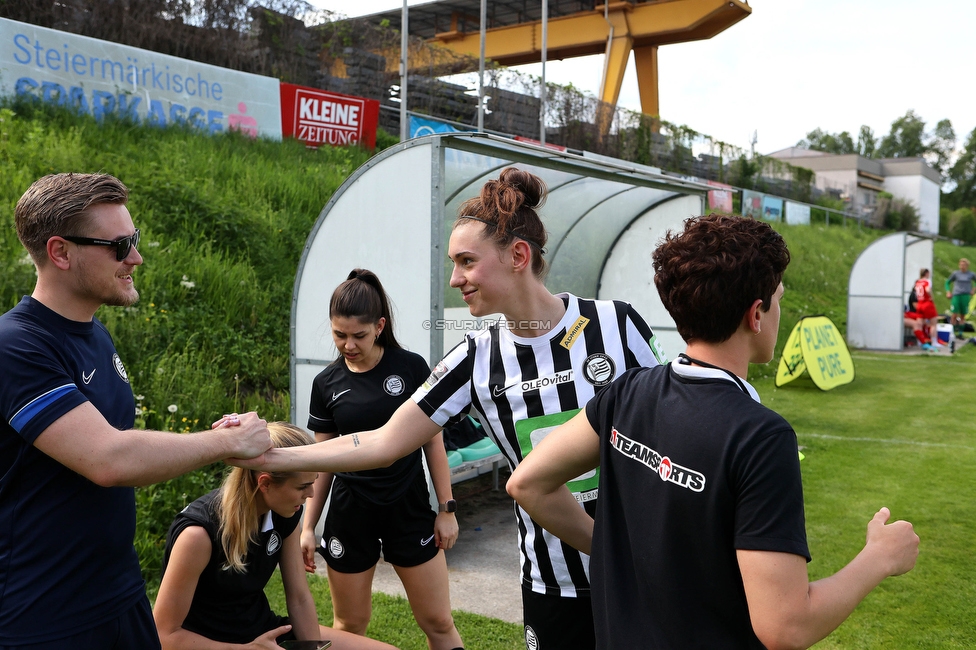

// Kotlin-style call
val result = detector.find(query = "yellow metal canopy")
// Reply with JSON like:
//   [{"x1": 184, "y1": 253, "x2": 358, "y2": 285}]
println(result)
[{"x1": 357, "y1": 0, "x2": 751, "y2": 117}]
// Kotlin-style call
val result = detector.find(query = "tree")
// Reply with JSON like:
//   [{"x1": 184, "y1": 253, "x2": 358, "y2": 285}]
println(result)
[
  {"x1": 857, "y1": 125, "x2": 876, "y2": 158},
  {"x1": 877, "y1": 110, "x2": 927, "y2": 158},
  {"x1": 946, "y1": 126, "x2": 976, "y2": 209},
  {"x1": 927, "y1": 119, "x2": 956, "y2": 179},
  {"x1": 797, "y1": 128, "x2": 856, "y2": 154}
]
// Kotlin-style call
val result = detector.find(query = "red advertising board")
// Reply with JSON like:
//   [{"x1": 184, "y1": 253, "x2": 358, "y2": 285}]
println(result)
[
  {"x1": 706, "y1": 180, "x2": 734, "y2": 213},
  {"x1": 279, "y1": 83, "x2": 379, "y2": 149},
  {"x1": 513, "y1": 135, "x2": 567, "y2": 152}
]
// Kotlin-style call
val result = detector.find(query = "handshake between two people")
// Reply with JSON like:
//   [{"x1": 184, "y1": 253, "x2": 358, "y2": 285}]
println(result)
[{"x1": 211, "y1": 412, "x2": 276, "y2": 468}]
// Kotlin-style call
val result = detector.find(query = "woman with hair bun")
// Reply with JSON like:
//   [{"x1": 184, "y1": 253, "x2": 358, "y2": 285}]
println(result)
[
  {"x1": 229, "y1": 168, "x2": 665, "y2": 649},
  {"x1": 153, "y1": 421, "x2": 393, "y2": 650},
  {"x1": 300, "y1": 269, "x2": 464, "y2": 650}
]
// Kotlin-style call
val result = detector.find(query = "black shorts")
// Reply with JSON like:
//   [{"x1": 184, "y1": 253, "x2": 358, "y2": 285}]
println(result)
[
  {"x1": 321, "y1": 473, "x2": 438, "y2": 573},
  {"x1": 0, "y1": 595, "x2": 161, "y2": 650},
  {"x1": 521, "y1": 586, "x2": 594, "y2": 650}
]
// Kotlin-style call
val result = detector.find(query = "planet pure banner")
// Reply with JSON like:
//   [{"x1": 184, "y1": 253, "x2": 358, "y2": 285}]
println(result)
[
  {"x1": 0, "y1": 17, "x2": 282, "y2": 138},
  {"x1": 776, "y1": 316, "x2": 856, "y2": 390}
]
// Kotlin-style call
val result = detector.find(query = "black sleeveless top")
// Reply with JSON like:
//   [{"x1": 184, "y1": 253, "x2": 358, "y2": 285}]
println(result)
[{"x1": 161, "y1": 489, "x2": 301, "y2": 644}]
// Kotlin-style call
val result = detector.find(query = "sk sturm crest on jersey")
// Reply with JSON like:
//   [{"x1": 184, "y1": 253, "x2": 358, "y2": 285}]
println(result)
[
  {"x1": 383, "y1": 374, "x2": 405, "y2": 396},
  {"x1": 582, "y1": 353, "x2": 615, "y2": 386},
  {"x1": 266, "y1": 531, "x2": 281, "y2": 555}
]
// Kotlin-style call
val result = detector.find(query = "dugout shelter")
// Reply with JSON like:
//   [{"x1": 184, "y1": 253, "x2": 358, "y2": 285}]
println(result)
[
  {"x1": 847, "y1": 232, "x2": 934, "y2": 351},
  {"x1": 290, "y1": 133, "x2": 707, "y2": 426}
]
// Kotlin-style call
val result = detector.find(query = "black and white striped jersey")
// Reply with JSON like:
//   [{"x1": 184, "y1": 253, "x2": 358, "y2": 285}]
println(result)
[{"x1": 414, "y1": 293, "x2": 666, "y2": 597}]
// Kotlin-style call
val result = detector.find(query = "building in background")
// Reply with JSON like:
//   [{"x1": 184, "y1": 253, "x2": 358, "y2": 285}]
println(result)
[{"x1": 769, "y1": 147, "x2": 940, "y2": 234}]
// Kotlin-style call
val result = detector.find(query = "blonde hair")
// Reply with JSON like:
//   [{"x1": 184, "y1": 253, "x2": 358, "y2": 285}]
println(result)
[{"x1": 218, "y1": 422, "x2": 312, "y2": 572}]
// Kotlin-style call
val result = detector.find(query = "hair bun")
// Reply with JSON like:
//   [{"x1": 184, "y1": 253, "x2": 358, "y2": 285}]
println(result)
[{"x1": 497, "y1": 167, "x2": 544, "y2": 210}]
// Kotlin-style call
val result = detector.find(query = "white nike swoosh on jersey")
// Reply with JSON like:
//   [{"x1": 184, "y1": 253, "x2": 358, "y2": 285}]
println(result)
[
  {"x1": 82, "y1": 369, "x2": 96, "y2": 384},
  {"x1": 491, "y1": 381, "x2": 520, "y2": 398},
  {"x1": 420, "y1": 534, "x2": 435, "y2": 546},
  {"x1": 331, "y1": 389, "x2": 351, "y2": 402}
]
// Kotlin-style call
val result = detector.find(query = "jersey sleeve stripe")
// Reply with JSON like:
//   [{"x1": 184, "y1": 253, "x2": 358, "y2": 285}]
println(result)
[
  {"x1": 9, "y1": 384, "x2": 78, "y2": 433},
  {"x1": 621, "y1": 303, "x2": 659, "y2": 369}
]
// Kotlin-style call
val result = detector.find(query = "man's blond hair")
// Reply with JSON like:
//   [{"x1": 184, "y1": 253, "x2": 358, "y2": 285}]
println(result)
[{"x1": 15, "y1": 173, "x2": 128, "y2": 263}]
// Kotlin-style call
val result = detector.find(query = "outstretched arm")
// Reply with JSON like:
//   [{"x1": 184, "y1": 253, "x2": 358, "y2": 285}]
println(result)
[
  {"x1": 507, "y1": 410, "x2": 600, "y2": 555},
  {"x1": 228, "y1": 400, "x2": 442, "y2": 474},
  {"x1": 280, "y1": 525, "x2": 323, "y2": 641},
  {"x1": 300, "y1": 432, "x2": 338, "y2": 572},
  {"x1": 34, "y1": 404, "x2": 270, "y2": 487},
  {"x1": 738, "y1": 507, "x2": 919, "y2": 650},
  {"x1": 423, "y1": 431, "x2": 459, "y2": 549}
]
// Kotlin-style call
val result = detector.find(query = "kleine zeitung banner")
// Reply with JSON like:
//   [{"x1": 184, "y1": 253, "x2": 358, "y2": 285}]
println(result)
[
  {"x1": 0, "y1": 17, "x2": 281, "y2": 138},
  {"x1": 279, "y1": 82, "x2": 379, "y2": 149}
]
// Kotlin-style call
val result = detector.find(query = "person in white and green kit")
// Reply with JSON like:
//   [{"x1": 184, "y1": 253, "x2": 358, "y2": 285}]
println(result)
[{"x1": 945, "y1": 258, "x2": 976, "y2": 338}]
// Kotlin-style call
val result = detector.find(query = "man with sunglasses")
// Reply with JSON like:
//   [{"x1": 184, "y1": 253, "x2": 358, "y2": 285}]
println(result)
[{"x1": 0, "y1": 173, "x2": 274, "y2": 649}]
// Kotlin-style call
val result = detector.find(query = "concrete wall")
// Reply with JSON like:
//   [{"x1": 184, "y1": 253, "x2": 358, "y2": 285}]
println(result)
[{"x1": 884, "y1": 174, "x2": 940, "y2": 234}]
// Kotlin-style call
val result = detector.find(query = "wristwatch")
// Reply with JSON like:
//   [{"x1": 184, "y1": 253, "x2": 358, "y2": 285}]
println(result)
[{"x1": 438, "y1": 499, "x2": 458, "y2": 513}]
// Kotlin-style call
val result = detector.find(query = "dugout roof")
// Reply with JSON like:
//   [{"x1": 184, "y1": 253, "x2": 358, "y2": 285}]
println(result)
[{"x1": 291, "y1": 133, "x2": 706, "y2": 424}]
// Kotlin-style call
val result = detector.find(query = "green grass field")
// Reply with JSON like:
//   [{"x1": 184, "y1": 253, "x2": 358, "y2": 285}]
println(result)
[
  {"x1": 3, "y1": 100, "x2": 975, "y2": 648},
  {"x1": 760, "y1": 348, "x2": 976, "y2": 648}
]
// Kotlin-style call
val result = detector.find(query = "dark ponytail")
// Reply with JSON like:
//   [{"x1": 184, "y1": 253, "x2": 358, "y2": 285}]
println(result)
[
  {"x1": 329, "y1": 269, "x2": 401, "y2": 350},
  {"x1": 456, "y1": 167, "x2": 549, "y2": 277}
]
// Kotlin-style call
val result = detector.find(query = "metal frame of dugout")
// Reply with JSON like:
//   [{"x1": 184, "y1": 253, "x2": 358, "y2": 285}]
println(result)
[
  {"x1": 291, "y1": 134, "x2": 709, "y2": 479},
  {"x1": 847, "y1": 232, "x2": 934, "y2": 351}
]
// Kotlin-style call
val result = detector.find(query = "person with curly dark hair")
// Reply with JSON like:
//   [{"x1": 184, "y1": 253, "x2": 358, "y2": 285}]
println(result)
[{"x1": 508, "y1": 214, "x2": 919, "y2": 649}]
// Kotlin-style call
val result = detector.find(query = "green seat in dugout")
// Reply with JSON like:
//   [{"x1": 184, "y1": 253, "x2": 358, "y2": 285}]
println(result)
[{"x1": 458, "y1": 437, "x2": 501, "y2": 461}]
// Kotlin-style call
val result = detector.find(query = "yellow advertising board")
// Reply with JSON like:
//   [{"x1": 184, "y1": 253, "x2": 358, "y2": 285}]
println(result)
[{"x1": 775, "y1": 316, "x2": 855, "y2": 390}]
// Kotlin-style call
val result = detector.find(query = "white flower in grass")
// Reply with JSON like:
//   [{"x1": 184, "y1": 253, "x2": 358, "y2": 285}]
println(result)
[
  {"x1": 148, "y1": 241, "x2": 160, "y2": 248},
  {"x1": 180, "y1": 274, "x2": 196, "y2": 289},
  {"x1": 167, "y1": 404, "x2": 178, "y2": 413},
  {"x1": 135, "y1": 395, "x2": 145, "y2": 401}
]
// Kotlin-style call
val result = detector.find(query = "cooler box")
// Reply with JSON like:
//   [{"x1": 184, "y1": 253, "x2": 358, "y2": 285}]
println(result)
[{"x1": 937, "y1": 323, "x2": 953, "y2": 345}]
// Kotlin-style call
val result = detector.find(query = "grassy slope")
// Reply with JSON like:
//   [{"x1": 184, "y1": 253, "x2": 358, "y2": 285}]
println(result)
[{"x1": 3, "y1": 102, "x2": 976, "y2": 648}]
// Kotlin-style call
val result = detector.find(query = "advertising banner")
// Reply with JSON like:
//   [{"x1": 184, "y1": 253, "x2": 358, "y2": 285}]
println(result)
[
  {"x1": 706, "y1": 180, "x2": 733, "y2": 213},
  {"x1": 279, "y1": 82, "x2": 378, "y2": 149},
  {"x1": 776, "y1": 316, "x2": 855, "y2": 390},
  {"x1": 513, "y1": 135, "x2": 567, "y2": 152},
  {"x1": 761, "y1": 195, "x2": 783, "y2": 222},
  {"x1": 0, "y1": 17, "x2": 281, "y2": 138},
  {"x1": 409, "y1": 115, "x2": 466, "y2": 138},
  {"x1": 785, "y1": 201, "x2": 811, "y2": 225},
  {"x1": 741, "y1": 190, "x2": 763, "y2": 219}
]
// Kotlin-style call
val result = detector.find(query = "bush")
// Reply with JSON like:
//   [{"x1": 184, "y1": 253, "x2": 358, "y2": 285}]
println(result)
[
  {"x1": 871, "y1": 195, "x2": 920, "y2": 231},
  {"x1": 948, "y1": 207, "x2": 976, "y2": 244},
  {"x1": 375, "y1": 126, "x2": 400, "y2": 151}
]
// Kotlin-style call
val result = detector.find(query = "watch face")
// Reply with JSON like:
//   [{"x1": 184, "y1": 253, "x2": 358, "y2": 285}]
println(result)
[{"x1": 442, "y1": 499, "x2": 457, "y2": 513}]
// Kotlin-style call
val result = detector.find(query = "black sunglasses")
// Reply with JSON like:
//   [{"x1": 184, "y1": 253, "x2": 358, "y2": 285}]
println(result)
[{"x1": 62, "y1": 229, "x2": 141, "y2": 261}]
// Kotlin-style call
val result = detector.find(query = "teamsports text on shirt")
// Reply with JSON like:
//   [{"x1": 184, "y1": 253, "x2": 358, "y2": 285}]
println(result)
[{"x1": 610, "y1": 426, "x2": 706, "y2": 492}]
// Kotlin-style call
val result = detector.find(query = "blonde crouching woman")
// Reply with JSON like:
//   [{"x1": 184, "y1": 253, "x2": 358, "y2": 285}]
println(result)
[{"x1": 153, "y1": 421, "x2": 394, "y2": 650}]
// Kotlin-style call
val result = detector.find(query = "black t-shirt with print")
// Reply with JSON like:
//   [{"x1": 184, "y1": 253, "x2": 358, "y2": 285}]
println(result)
[
  {"x1": 308, "y1": 346, "x2": 431, "y2": 505},
  {"x1": 585, "y1": 362, "x2": 810, "y2": 649}
]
